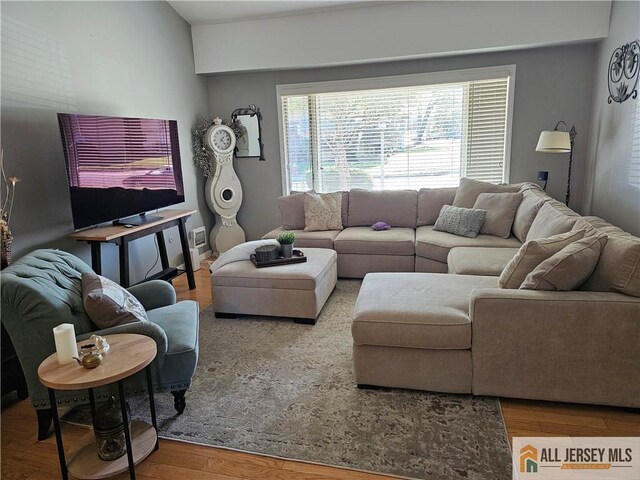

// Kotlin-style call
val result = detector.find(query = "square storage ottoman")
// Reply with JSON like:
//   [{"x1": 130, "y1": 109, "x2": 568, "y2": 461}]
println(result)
[{"x1": 211, "y1": 248, "x2": 337, "y2": 324}]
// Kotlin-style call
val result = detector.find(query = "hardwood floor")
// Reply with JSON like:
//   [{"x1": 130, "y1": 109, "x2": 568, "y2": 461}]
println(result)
[{"x1": 2, "y1": 262, "x2": 637, "y2": 479}]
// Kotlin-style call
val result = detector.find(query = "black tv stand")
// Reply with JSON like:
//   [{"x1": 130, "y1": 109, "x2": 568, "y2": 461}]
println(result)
[{"x1": 113, "y1": 212, "x2": 163, "y2": 227}]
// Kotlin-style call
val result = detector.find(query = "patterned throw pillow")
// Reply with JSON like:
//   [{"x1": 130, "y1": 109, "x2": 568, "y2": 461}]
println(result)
[
  {"x1": 82, "y1": 272, "x2": 148, "y2": 329},
  {"x1": 303, "y1": 192, "x2": 343, "y2": 231},
  {"x1": 433, "y1": 205, "x2": 487, "y2": 238}
]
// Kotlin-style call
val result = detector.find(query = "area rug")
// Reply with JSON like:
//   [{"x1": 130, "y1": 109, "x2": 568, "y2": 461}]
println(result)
[{"x1": 65, "y1": 280, "x2": 512, "y2": 479}]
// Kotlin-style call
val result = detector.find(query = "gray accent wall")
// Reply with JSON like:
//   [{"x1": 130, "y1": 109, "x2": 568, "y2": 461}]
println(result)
[
  {"x1": 207, "y1": 43, "x2": 597, "y2": 240},
  {"x1": 1, "y1": 1, "x2": 211, "y2": 283},
  {"x1": 584, "y1": 0, "x2": 640, "y2": 235}
]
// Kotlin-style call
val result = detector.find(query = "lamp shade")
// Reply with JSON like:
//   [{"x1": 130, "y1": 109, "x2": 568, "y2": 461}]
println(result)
[{"x1": 536, "y1": 130, "x2": 571, "y2": 153}]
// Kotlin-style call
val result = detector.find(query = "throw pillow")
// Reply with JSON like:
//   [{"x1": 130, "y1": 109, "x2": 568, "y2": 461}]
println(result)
[
  {"x1": 526, "y1": 202, "x2": 579, "y2": 241},
  {"x1": 520, "y1": 233, "x2": 608, "y2": 291},
  {"x1": 473, "y1": 192, "x2": 523, "y2": 239},
  {"x1": 452, "y1": 178, "x2": 519, "y2": 208},
  {"x1": 512, "y1": 190, "x2": 547, "y2": 242},
  {"x1": 82, "y1": 272, "x2": 148, "y2": 329},
  {"x1": 371, "y1": 221, "x2": 391, "y2": 231},
  {"x1": 433, "y1": 205, "x2": 486, "y2": 238},
  {"x1": 303, "y1": 192, "x2": 343, "y2": 231},
  {"x1": 499, "y1": 230, "x2": 586, "y2": 289}
]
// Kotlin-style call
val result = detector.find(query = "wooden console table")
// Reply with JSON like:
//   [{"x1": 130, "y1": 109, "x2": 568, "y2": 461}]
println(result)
[{"x1": 69, "y1": 209, "x2": 197, "y2": 290}]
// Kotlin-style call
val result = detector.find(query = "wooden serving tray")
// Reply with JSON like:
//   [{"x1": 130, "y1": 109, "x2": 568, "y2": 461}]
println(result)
[{"x1": 250, "y1": 250, "x2": 307, "y2": 268}]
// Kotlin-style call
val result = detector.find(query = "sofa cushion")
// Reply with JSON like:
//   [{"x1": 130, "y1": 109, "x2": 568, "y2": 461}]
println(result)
[
  {"x1": 526, "y1": 202, "x2": 580, "y2": 241},
  {"x1": 277, "y1": 192, "x2": 306, "y2": 230},
  {"x1": 303, "y1": 192, "x2": 343, "y2": 231},
  {"x1": 474, "y1": 192, "x2": 523, "y2": 239},
  {"x1": 448, "y1": 247, "x2": 520, "y2": 276},
  {"x1": 262, "y1": 227, "x2": 340, "y2": 249},
  {"x1": 499, "y1": 230, "x2": 586, "y2": 289},
  {"x1": 417, "y1": 187, "x2": 457, "y2": 226},
  {"x1": 211, "y1": 248, "x2": 337, "y2": 291},
  {"x1": 353, "y1": 272, "x2": 498, "y2": 350},
  {"x1": 415, "y1": 226, "x2": 522, "y2": 263},
  {"x1": 347, "y1": 189, "x2": 417, "y2": 228},
  {"x1": 452, "y1": 178, "x2": 519, "y2": 208},
  {"x1": 571, "y1": 217, "x2": 640, "y2": 297},
  {"x1": 334, "y1": 227, "x2": 415, "y2": 255},
  {"x1": 577, "y1": 216, "x2": 630, "y2": 237},
  {"x1": 82, "y1": 272, "x2": 147, "y2": 329},
  {"x1": 433, "y1": 205, "x2": 486, "y2": 238},
  {"x1": 512, "y1": 188, "x2": 549, "y2": 242},
  {"x1": 520, "y1": 234, "x2": 607, "y2": 291}
]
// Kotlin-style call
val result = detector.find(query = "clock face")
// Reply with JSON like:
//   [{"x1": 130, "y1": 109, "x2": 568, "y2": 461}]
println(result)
[{"x1": 213, "y1": 129, "x2": 232, "y2": 151}]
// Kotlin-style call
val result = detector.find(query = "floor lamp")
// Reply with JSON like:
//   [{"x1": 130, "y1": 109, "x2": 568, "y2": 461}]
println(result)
[{"x1": 536, "y1": 121, "x2": 577, "y2": 206}]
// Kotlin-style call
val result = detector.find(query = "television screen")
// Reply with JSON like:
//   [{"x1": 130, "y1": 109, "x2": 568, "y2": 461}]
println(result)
[{"x1": 58, "y1": 113, "x2": 185, "y2": 229}]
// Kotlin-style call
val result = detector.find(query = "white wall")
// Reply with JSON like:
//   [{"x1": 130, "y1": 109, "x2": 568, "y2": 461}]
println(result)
[
  {"x1": 583, "y1": 0, "x2": 640, "y2": 235},
  {"x1": 1, "y1": 1, "x2": 211, "y2": 282},
  {"x1": 193, "y1": 1, "x2": 610, "y2": 74}
]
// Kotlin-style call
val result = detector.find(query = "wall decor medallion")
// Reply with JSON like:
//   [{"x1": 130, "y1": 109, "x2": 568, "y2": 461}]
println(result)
[{"x1": 608, "y1": 40, "x2": 639, "y2": 104}]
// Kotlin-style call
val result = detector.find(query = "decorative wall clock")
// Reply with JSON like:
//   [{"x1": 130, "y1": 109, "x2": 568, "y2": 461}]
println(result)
[{"x1": 204, "y1": 118, "x2": 246, "y2": 253}]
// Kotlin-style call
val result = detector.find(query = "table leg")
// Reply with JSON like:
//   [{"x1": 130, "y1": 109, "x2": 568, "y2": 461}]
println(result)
[
  {"x1": 145, "y1": 367, "x2": 159, "y2": 450},
  {"x1": 88, "y1": 388, "x2": 96, "y2": 427},
  {"x1": 48, "y1": 388, "x2": 68, "y2": 480},
  {"x1": 119, "y1": 238, "x2": 130, "y2": 288},
  {"x1": 156, "y1": 231, "x2": 169, "y2": 270},
  {"x1": 178, "y1": 218, "x2": 196, "y2": 290},
  {"x1": 117, "y1": 381, "x2": 136, "y2": 480},
  {"x1": 89, "y1": 242, "x2": 102, "y2": 275}
]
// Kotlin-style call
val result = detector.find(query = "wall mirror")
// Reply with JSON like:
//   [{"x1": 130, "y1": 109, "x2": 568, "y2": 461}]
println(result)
[{"x1": 231, "y1": 105, "x2": 265, "y2": 161}]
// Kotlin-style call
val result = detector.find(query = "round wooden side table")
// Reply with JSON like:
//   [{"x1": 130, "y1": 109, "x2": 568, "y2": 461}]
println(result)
[{"x1": 38, "y1": 333, "x2": 158, "y2": 480}]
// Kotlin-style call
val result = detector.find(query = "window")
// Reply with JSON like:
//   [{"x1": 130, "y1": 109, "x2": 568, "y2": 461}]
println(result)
[{"x1": 277, "y1": 66, "x2": 515, "y2": 193}]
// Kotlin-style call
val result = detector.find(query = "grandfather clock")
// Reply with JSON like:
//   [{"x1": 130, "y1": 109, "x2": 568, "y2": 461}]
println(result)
[{"x1": 204, "y1": 118, "x2": 246, "y2": 254}]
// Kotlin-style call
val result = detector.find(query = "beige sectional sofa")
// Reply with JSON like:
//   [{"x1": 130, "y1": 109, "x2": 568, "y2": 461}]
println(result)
[
  {"x1": 264, "y1": 187, "x2": 527, "y2": 277},
  {"x1": 264, "y1": 183, "x2": 640, "y2": 407}
]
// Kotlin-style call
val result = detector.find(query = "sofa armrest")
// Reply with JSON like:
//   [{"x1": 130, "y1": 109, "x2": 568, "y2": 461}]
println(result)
[
  {"x1": 470, "y1": 288, "x2": 640, "y2": 407},
  {"x1": 77, "y1": 321, "x2": 168, "y2": 369},
  {"x1": 127, "y1": 280, "x2": 176, "y2": 311}
]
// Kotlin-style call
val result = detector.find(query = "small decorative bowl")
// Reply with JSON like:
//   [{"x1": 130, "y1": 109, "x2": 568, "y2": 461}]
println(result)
[{"x1": 255, "y1": 245, "x2": 279, "y2": 262}]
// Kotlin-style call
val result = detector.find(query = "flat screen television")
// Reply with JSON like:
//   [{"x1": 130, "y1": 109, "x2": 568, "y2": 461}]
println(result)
[{"x1": 58, "y1": 113, "x2": 185, "y2": 230}]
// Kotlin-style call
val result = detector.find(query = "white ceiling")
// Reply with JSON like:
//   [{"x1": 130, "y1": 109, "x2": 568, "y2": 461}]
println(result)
[{"x1": 168, "y1": 1, "x2": 376, "y2": 26}]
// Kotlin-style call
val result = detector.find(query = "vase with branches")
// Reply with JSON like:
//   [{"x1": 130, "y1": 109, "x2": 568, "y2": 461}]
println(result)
[{"x1": 1, "y1": 149, "x2": 20, "y2": 268}]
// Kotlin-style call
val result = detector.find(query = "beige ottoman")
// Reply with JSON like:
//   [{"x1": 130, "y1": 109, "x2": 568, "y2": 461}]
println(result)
[
  {"x1": 211, "y1": 246, "x2": 337, "y2": 324},
  {"x1": 352, "y1": 272, "x2": 497, "y2": 393}
]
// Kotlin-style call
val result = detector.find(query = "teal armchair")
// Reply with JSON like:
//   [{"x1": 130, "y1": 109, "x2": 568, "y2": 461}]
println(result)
[{"x1": 0, "y1": 249, "x2": 199, "y2": 439}]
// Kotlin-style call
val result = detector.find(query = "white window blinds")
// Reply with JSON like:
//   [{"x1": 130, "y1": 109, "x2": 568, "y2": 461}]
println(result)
[{"x1": 279, "y1": 69, "x2": 512, "y2": 193}]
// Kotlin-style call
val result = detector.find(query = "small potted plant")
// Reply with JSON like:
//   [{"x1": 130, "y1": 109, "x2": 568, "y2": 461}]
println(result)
[{"x1": 276, "y1": 230, "x2": 296, "y2": 258}]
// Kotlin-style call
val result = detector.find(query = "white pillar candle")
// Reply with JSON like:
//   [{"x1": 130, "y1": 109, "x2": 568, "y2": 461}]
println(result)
[{"x1": 53, "y1": 323, "x2": 77, "y2": 365}]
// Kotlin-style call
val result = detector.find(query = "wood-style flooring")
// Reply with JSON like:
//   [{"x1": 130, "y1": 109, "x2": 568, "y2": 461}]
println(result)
[{"x1": 2, "y1": 262, "x2": 638, "y2": 479}]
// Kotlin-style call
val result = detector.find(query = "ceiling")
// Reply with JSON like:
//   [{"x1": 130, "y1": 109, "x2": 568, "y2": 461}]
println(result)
[{"x1": 168, "y1": 1, "x2": 376, "y2": 26}]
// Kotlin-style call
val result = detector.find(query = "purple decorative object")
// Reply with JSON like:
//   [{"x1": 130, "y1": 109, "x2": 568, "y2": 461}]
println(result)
[{"x1": 372, "y1": 221, "x2": 391, "y2": 231}]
